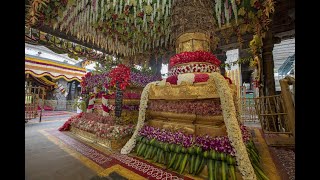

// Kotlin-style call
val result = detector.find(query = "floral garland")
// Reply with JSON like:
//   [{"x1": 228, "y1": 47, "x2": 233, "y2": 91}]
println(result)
[
  {"x1": 102, "y1": 93, "x2": 111, "y2": 117},
  {"x1": 209, "y1": 72, "x2": 256, "y2": 180},
  {"x1": 169, "y1": 62, "x2": 220, "y2": 76},
  {"x1": 169, "y1": 51, "x2": 221, "y2": 69},
  {"x1": 86, "y1": 94, "x2": 96, "y2": 113},
  {"x1": 120, "y1": 81, "x2": 159, "y2": 154}
]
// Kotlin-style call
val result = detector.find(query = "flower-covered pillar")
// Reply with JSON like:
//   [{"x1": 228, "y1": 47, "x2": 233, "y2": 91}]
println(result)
[{"x1": 108, "y1": 65, "x2": 131, "y2": 118}]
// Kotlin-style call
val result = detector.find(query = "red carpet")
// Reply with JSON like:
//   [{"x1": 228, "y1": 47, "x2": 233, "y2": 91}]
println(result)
[{"x1": 46, "y1": 129, "x2": 192, "y2": 180}]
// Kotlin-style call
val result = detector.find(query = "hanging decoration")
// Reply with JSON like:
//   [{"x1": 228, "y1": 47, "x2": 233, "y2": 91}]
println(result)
[{"x1": 28, "y1": 0, "x2": 174, "y2": 57}]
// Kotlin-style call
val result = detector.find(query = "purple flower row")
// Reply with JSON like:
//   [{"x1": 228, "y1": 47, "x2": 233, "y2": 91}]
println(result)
[
  {"x1": 122, "y1": 105, "x2": 140, "y2": 111},
  {"x1": 83, "y1": 72, "x2": 110, "y2": 92},
  {"x1": 130, "y1": 72, "x2": 162, "y2": 87},
  {"x1": 138, "y1": 125, "x2": 251, "y2": 156},
  {"x1": 82, "y1": 71, "x2": 161, "y2": 92}
]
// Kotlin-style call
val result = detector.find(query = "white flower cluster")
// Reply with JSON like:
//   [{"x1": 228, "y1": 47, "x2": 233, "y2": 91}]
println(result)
[
  {"x1": 168, "y1": 63, "x2": 219, "y2": 76},
  {"x1": 210, "y1": 72, "x2": 256, "y2": 180},
  {"x1": 177, "y1": 73, "x2": 195, "y2": 85},
  {"x1": 120, "y1": 81, "x2": 159, "y2": 154}
]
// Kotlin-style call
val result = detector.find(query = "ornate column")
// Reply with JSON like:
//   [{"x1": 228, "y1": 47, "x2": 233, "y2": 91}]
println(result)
[{"x1": 171, "y1": 0, "x2": 215, "y2": 53}]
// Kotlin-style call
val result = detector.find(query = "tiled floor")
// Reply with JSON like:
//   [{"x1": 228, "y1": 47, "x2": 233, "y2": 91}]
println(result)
[{"x1": 25, "y1": 114, "x2": 96, "y2": 180}]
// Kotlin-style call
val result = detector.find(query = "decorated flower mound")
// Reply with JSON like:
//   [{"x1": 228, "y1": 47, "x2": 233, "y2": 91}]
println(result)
[
  {"x1": 169, "y1": 51, "x2": 221, "y2": 69},
  {"x1": 134, "y1": 125, "x2": 267, "y2": 179},
  {"x1": 62, "y1": 113, "x2": 134, "y2": 140},
  {"x1": 59, "y1": 113, "x2": 84, "y2": 131}
]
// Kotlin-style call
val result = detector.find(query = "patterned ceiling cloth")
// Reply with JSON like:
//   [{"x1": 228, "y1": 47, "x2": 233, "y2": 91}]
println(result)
[{"x1": 25, "y1": 56, "x2": 86, "y2": 82}]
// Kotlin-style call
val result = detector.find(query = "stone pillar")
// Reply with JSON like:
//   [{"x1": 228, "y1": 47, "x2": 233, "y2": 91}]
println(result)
[{"x1": 262, "y1": 31, "x2": 276, "y2": 96}]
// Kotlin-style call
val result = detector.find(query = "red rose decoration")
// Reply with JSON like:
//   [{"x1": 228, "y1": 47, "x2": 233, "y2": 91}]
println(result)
[
  {"x1": 102, "y1": 105, "x2": 110, "y2": 112},
  {"x1": 194, "y1": 74, "x2": 209, "y2": 83},
  {"x1": 168, "y1": 51, "x2": 221, "y2": 69},
  {"x1": 166, "y1": 75, "x2": 178, "y2": 85},
  {"x1": 108, "y1": 64, "x2": 130, "y2": 90}
]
